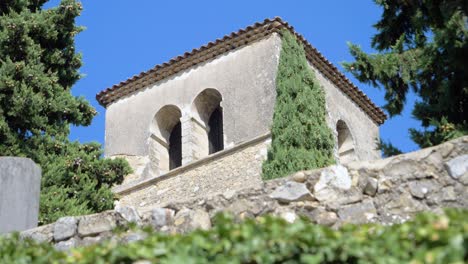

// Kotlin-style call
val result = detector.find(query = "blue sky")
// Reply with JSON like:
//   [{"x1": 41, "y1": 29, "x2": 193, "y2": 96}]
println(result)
[{"x1": 46, "y1": 0, "x2": 421, "y2": 153}]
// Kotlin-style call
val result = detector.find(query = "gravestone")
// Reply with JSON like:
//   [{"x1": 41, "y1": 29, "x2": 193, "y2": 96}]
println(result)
[{"x1": 0, "y1": 157, "x2": 41, "y2": 234}]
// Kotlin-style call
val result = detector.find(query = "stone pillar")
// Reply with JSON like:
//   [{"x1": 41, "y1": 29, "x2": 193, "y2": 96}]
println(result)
[
  {"x1": 181, "y1": 114, "x2": 194, "y2": 165},
  {"x1": 0, "y1": 157, "x2": 41, "y2": 234},
  {"x1": 182, "y1": 114, "x2": 210, "y2": 165}
]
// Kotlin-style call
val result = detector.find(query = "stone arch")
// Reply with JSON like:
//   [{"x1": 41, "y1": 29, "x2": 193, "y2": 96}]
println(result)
[
  {"x1": 336, "y1": 120, "x2": 357, "y2": 164},
  {"x1": 149, "y1": 105, "x2": 182, "y2": 175},
  {"x1": 190, "y1": 88, "x2": 224, "y2": 159}
]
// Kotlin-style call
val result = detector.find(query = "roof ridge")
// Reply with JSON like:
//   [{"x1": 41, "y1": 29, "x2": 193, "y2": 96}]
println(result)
[{"x1": 96, "y1": 17, "x2": 387, "y2": 124}]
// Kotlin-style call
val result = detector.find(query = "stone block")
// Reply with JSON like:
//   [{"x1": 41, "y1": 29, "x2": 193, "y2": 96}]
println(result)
[
  {"x1": 314, "y1": 187, "x2": 362, "y2": 209},
  {"x1": 150, "y1": 208, "x2": 174, "y2": 228},
  {"x1": 338, "y1": 200, "x2": 377, "y2": 224},
  {"x1": 20, "y1": 224, "x2": 54, "y2": 243},
  {"x1": 115, "y1": 205, "x2": 141, "y2": 224},
  {"x1": 173, "y1": 208, "x2": 211, "y2": 233},
  {"x1": 445, "y1": 155, "x2": 468, "y2": 179},
  {"x1": 408, "y1": 181, "x2": 436, "y2": 199},
  {"x1": 0, "y1": 157, "x2": 41, "y2": 234},
  {"x1": 314, "y1": 165, "x2": 351, "y2": 192},
  {"x1": 78, "y1": 212, "x2": 117, "y2": 237},
  {"x1": 441, "y1": 186, "x2": 457, "y2": 201},
  {"x1": 309, "y1": 208, "x2": 338, "y2": 226},
  {"x1": 54, "y1": 216, "x2": 77, "y2": 242},
  {"x1": 291, "y1": 171, "x2": 306, "y2": 183},
  {"x1": 383, "y1": 159, "x2": 425, "y2": 180},
  {"x1": 269, "y1": 181, "x2": 313, "y2": 203},
  {"x1": 364, "y1": 177, "x2": 378, "y2": 196},
  {"x1": 382, "y1": 193, "x2": 428, "y2": 214},
  {"x1": 55, "y1": 237, "x2": 79, "y2": 251}
]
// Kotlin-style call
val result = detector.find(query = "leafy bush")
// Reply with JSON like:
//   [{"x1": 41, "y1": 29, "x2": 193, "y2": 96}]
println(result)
[
  {"x1": 0, "y1": 1, "x2": 131, "y2": 224},
  {"x1": 34, "y1": 140, "x2": 131, "y2": 225},
  {"x1": 1, "y1": 209, "x2": 466, "y2": 263},
  {"x1": 262, "y1": 30, "x2": 335, "y2": 180}
]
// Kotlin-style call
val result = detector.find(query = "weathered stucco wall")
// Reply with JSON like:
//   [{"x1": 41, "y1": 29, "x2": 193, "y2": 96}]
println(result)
[
  {"x1": 309, "y1": 64, "x2": 381, "y2": 162},
  {"x1": 116, "y1": 135, "x2": 270, "y2": 210},
  {"x1": 104, "y1": 33, "x2": 381, "y2": 184},
  {"x1": 105, "y1": 34, "x2": 282, "y2": 157}
]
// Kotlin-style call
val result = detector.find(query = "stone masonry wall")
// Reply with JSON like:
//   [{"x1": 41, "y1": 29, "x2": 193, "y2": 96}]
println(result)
[
  {"x1": 20, "y1": 136, "x2": 468, "y2": 250},
  {"x1": 115, "y1": 135, "x2": 270, "y2": 210}
]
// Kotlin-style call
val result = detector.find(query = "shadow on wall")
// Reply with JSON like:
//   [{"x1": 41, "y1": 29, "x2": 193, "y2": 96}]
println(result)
[{"x1": 336, "y1": 120, "x2": 356, "y2": 164}]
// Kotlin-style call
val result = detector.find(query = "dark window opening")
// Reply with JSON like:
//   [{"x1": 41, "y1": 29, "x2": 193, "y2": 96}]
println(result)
[
  {"x1": 169, "y1": 121, "x2": 182, "y2": 170},
  {"x1": 208, "y1": 106, "x2": 224, "y2": 154}
]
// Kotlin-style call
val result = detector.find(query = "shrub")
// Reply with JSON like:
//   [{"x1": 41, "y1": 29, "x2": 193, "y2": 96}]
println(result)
[
  {"x1": 1, "y1": 209, "x2": 466, "y2": 263},
  {"x1": 262, "y1": 30, "x2": 335, "y2": 180}
]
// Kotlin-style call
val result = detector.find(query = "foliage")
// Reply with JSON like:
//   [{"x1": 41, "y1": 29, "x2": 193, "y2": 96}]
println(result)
[
  {"x1": 377, "y1": 138, "x2": 403, "y2": 158},
  {"x1": 262, "y1": 30, "x2": 335, "y2": 180},
  {"x1": 1, "y1": 209, "x2": 467, "y2": 263},
  {"x1": 343, "y1": 0, "x2": 468, "y2": 149},
  {"x1": 0, "y1": 0, "x2": 131, "y2": 224}
]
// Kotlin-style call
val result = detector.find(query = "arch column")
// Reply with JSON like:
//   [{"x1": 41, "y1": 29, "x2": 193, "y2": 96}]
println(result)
[
  {"x1": 180, "y1": 113, "x2": 207, "y2": 165},
  {"x1": 182, "y1": 116, "x2": 209, "y2": 164},
  {"x1": 148, "y1": 133, "x2": 167, "y2": 176}
]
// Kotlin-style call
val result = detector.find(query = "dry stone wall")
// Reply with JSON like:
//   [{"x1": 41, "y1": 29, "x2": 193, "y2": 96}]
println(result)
[{"x1": 19, "y1": 136, "x2": 468, "y2": 250}]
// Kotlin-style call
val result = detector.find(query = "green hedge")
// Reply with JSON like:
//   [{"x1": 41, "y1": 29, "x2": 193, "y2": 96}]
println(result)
[
  {"x1": 262, "y1": 30, "x2": 335, "y2": 180},
  {"x1": 1, "y1": 209, "x2": 466, "y2": 263}
]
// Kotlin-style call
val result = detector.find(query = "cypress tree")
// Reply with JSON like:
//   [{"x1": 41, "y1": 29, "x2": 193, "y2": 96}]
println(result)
[
  {"x1": 0, "y1": 0, "x2": 130, "y2": 224},
  {"x1": 343, "y1": 0, "x2": 467, "y2": 150},
  {"x1": 262, "y1": 30, "x2": 335, "y2": 180}
]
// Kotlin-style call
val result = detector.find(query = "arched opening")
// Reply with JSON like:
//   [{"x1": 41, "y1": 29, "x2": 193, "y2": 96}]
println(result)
[
  {"x1": 190, "y1": 88, "x2": 224, "y2": 159},
  {"x1": 149, "y1": 105, "x2": 182, "y2": 175},
  {"x1": 336, "y1": 120, "x2": 356, "y2": 164},
  {"x1": 168, "y1": 121, "x2": 182, "y2": 169},
  {"x1": 208, "y1": 105, "x2": 224, "y2": 154}
]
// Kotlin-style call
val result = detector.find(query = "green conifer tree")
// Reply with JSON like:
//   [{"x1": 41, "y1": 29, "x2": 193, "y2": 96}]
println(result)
[
  {"x1": 343, "y1": 0, "x2": 467, "y2": 150},
  {"x1": 0, "y1": 0, "x2": 130, "y2": 224},
  {"x1": 262, "y1": 31, "x2": 335, "y2": 180}
]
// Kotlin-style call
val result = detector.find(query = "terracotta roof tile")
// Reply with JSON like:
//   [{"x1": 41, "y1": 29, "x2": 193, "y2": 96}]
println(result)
[{"x1": 96, "y1": 17, "x2": 387, "y2": 124}]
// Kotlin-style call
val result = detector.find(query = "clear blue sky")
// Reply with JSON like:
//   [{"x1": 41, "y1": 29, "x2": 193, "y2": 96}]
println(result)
[{"x1": 46, "y1": 0, "x2": 421, "y2": 153}]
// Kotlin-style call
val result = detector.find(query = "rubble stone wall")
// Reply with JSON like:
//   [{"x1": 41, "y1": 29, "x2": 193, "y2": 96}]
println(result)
[
  {"x1": 20, "y1": 136, "x2": 468, "y2": 250},
  {"x1": 114, "y1": 134, "x2": 270, "y2": 210}
]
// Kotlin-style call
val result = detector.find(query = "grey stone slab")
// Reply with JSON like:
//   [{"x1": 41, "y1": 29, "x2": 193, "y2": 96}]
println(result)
[
  {"x1": 314, "y1": 165, "x2": 352, "y2": 192},
  {"x1": 54, "y1": 217, "x2": 77, "y2": 242},
  {"x1": 150, "y1": 208, "x2": 174, "y2": 228},
  {"x1": 77, "y1": 212, "x2": 117, "y2": 237},
  {"x1": 0, "y1": 157, "x2": 41, "y2": 234},
  {"x1": 115, "y1": 205, "x2": 141, "y2": 224},
  {"x1": 269, "y1": 181, "x2": 313, "y2": 203},
  {"x1": 364, "y1": 177, "x2": 378, "y2": 196},
  {"x1": 20, "y1": 224, "x2": 53, "y2": 243},
  {"x1": 337, "y1": 200, "x2": 377, "y2": 224},
  {"x1": 445, "y1": 155, "x2": 468, "y2": 179},
  {"x1": 55, "y1": 237, "x2": 79, "y2": 251}
]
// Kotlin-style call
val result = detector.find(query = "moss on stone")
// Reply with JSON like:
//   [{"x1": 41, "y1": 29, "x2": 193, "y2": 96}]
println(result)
[{"x1": 262, "y1": 30, "x2": 335, "y2": 180}]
